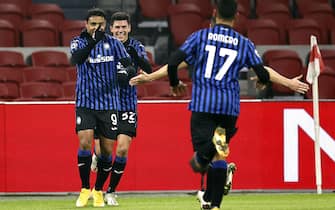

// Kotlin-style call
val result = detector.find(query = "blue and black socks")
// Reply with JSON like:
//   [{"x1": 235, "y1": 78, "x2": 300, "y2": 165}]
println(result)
[
  {"x1": 77, "y1": 149, "x2": 92, "y2": 189},
  {"x1": 107, "y1": 156, "x2": 127, "y2": 193}
]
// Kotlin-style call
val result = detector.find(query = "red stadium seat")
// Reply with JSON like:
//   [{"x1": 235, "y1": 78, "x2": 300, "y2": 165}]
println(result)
[
  {"x1": 60, "y1": 81, "x2": 76, "y2": 100},
  {"x1": 177, "y1": 0, "x2": 213, "y2": 19},
  {"x1": 0, "y1": 3, "x2": 24, "y2": 27},
  {"x1": 237, "y1": 0, "x2": 251, "y2": 18},
  {"x1": 139, "y1": 0, "x2": 173, "y2": 19},
  {"x1": 0, "y1": 51, "x2": 26, "y2": 67},
  {"x1": 0, "y1": 67, "x2": 24, "y2": 84},
  {"x1": 295, "y1": 0, "x2": 330, "y2": 17},
  {"x1": 23, "y1": 67, "x2": 68, "y2": 84},
  {"x1": 19, "y1": 82, "x2": 63, "y2": 101},
  {"x1": 31, "y1": 50, "x2": 70, "y2": 67},
  {"x1": 145, "y1": 51, "x2": 161, "y2": 71},
  {"x1": 30, "y1": 3, "x2": 65, "y2": 28},
  {"x1": 320, "y1": 49, "x2": 335, "y2": 71},
  {"x1": 66, "y1": 66, "x2": 77, "y2": 81},
  {"x1": 168, "y1": 3, "x2": 204, "y2": 47},
  {"x1": 306, "y1": 67, "x2": 335, "y2": 99},
  {"x1": 0, "y1": 0, "x2": 32, "y2": 17},
  {"x1": 136, "y1": 85, "x2": 148, "y2": 99},
  {"x1": 263, "y1": 49, "x2": 303, "y2": 96},
  {"x1": 60, "y1": 20, "x2": 85, "y2": 46},
  {"x1": 141, "y1": 80, "x2": 188, "y2": 100},
  {"x1": 287, "y1": 19, "x2": 324, "y2": 44},
  {"x1": 301, "y1": 4, "x2": 334, "y2": 44},
  {"x1": 256, "y1": 0, "x2": 291, "y2": 11},
  {"x1": 21, "y1": 19, "x2": 59, "y2": 47},
  {"x1": 0, "y1": 82, "x2": 20, "y2": 101},
  {"x1": 140, "y1": 80, "x2": 174, "y2": 100},
  {"x1": 246, "y1": 19, "x2": 282, "y2": 45},
  {"x1": 0, "y1": 20, "x2": 19, "y2": 47},
  {"x1": 256, "y1": 2, "x2": 291, "y2": 30}
]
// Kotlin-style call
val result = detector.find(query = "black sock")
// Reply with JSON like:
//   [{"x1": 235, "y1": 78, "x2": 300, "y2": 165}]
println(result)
[
  {"x1": 107, "y1": 156, "x2": 127, "y2": 193},
  {"x1": 203, "y1": 164, "x2": 214, "y2": 202},
  {"x1": 77, "y1": 149, "x2": 92, "y2": 189},
  {"x1": 94, "y1": 155, "x2": 112, "y2": 191},
  {"x1": 210, "y1": 160, "x2": 227, "y2": 208}
]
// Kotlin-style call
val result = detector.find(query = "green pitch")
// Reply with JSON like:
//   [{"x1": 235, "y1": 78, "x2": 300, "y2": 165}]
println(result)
[{"x1": 0, "y1": 193, "x2": 334, "y2": 210}]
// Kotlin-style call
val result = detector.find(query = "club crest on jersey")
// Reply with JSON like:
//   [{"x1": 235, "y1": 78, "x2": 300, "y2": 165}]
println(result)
[
  {"x1": 103, "y1": 43, "x2": 110, "y2": 49},
  {"x1": 70, "y1": 40, "x2": 79, "y2": 50}
]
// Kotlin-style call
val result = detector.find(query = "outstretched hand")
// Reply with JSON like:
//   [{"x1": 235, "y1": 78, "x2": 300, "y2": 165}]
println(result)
[
  {"x1": 170, "y1": 80, "x2": 187, "y2": 97},
  {"x1": 287, "y1": 74, "x2": 309, "y2": 94},
  {"x1": 129, "y1": 70, "x2": 150, "y2": 86}
]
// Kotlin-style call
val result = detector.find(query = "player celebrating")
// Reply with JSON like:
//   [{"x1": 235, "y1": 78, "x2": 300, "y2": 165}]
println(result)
[
  {"x1": 131, "y1": 0, "x2": 309, "y2": 209},
  {"x1": 91, "y1": 11, "x2": 152, "y2": 206},
  {"x1": 70, "y1": 8, "x2": 135, "y2": 207}
]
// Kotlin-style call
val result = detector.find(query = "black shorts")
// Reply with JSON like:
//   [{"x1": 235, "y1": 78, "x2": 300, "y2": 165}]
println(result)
[
  {"x1": 118, "y1": 111, "x2": 137, "y2": 137},
  {"x1": 76, "y1": 107, "x2": 118, "y2": 140},
  {"x1": 190, "y1": 111, "x2": 238, "y2": 160}
]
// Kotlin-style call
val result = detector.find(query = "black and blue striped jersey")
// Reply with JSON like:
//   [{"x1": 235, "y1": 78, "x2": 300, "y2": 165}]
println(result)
[
  {"x1": 180, "y1": 24, "x2": 263, "y2": 116},
  {"x1": 119, "y1": 38, "x2": 148, "y2": 111},
  {"x1": 70, "y1": 34, "x2": 130, "y2": 110}
]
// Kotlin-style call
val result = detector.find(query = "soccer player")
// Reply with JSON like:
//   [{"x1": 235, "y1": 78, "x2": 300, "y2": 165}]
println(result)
[
  {"x1": 91, "y1": 11, "x2": 152, "y2": 206},
  {"x1": 70, "y1": 8, "x2": 135, "y2": 207},
  {"x1": 131, "y1": 0, "x2": 309, "y2": 209}
]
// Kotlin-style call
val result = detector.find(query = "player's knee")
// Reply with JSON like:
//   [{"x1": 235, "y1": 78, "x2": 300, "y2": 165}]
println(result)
[
  {"x1": 189, "y1": 152, "x2": 210, "y2": 173},
  {"x1": 116, "y1": 147, "x2": 128, "y2": 157},
  {"x1": 79, "y1": 138, "x2": 92, "y2": 150}
]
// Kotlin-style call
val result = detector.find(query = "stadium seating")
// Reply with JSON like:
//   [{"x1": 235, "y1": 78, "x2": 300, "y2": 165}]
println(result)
[
  {"x1": 136, "y1": 85, "x2": 148, "y2": 99},
  {"x1": 60, "y1": 81, "x2": 76, "y2": 100},
  {"x1": 295, "y1": 0, "x2": 330, "y2": 17},
  {"x1": 177, "y1": 0, "x2": 213, "y2": 19},
  {"x1": 145, "y1": 51, "x2": 161, "y2": 71},
  {"x1": 0, "y1": 67, "x2": 24, "y2": 84},
  {"x1": 138, "y1": 0, "x2": 173, "y2": 19},
  {"x1": 66, "y1": 66, "x2": 76, "y2": 81},
  {"x1": 237, "y1": 0, "x2": 251, "y2": 18},
  {"x1": 23, "y1": 67, "x2": 68, "y2": 84},
  {"x1": 30, "y1": 3, "x2": 65, "y2": 28},
  {"x1": 305, "y1": 67, "x2": 335, "y2": 99},
  {"x1": 287, "y1": 19, "x2": 324, "y2": 44},
  {"x1": 31, "y1": 50, "x2": 70, "y2": 67},
  {"x1": 0, "y1": 0, "x2": 32, "y2": 17},
  {"x1": 21, "y1": 19, "x2": 60, "y2": 46},
  {"x1": 300, "y1": 4, "x2": 334, "y2": 44},
  {"x1": 0, "y1": 51, "x2": 26, "y2": 67},
  {"x1": 60, "y1": 19, "x2": 85, "y2": 46},
  {"x1": 263, "y1": 49, "x2": 304, "y2": 96},
  {"x1": 320, "y1": 49, "x2": 335, "y2": 71},
  {"x1": 139, "y1": 80, "x2": 173, "y2": 99},
  {"x1": 0, "y1": 82, "x2": 20, "y2": 101},
  {"x1": 0, "y1": 20, "x2": 19, "y2": 47},
  {"x1": 19, "y1": 82, "x2": 63, "y2": 101},
  {"x1": 168, "y1": 3, "x2": 203, "y2": 47},
  {"x1": 256, "y1": 2, "x2": 291, "y2": 31},
  {"x1": 246, "y1": 19, "x2": 282, "y2": 45},
  {"x1": 0, "y1": 3, "x2": 25, "y2": 27}
]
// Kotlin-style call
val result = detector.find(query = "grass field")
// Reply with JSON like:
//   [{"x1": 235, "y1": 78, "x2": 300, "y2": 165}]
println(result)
[{"x1": 0, "y1": 193, "x2": 334, "y2": 210}]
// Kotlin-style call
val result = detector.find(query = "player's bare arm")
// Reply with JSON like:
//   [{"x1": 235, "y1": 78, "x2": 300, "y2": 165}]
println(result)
[
  {"x1": 265, "y1": 66, "x2": 309, "y2": 94},
  {"x1": 129, "y1": 62, "x2": 188, "y2": 85}
]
